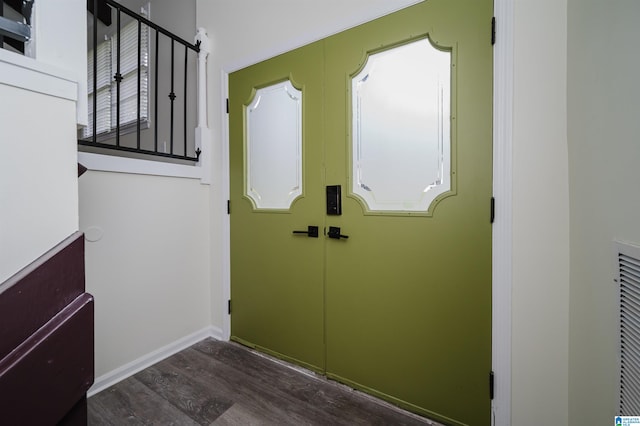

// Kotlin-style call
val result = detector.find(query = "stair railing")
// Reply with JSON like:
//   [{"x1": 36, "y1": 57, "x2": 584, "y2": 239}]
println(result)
[
  {"x1": 80, "y1": 0, "x2": 207, "y2": 163},
  {"x1": 0, "y1": 0, "x2": 34, "y2": 54}
]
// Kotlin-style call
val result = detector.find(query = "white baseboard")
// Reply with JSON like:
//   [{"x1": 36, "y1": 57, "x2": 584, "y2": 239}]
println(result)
[{"x1": 88, "y1": 325, "x2": 224, "y2": 397}]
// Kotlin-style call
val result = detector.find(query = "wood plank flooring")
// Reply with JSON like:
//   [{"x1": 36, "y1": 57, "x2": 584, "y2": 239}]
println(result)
[{"x1": 88, "y1": 338, "x2": 442, "y2": 425}]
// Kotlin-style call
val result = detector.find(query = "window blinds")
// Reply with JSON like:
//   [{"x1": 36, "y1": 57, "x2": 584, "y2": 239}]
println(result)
[
  {"x1": 112, "y1": 20, "x2": 149, "y2": 128},
  {"x1": 85, "y1": 19, "x2": 148, "y2": 138},
  {"x1": 86, "y1": 39, "x2": 112, "y2": 136}
]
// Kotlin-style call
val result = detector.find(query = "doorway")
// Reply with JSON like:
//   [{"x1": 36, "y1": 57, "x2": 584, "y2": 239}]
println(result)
[{"x1": 228, "y1": 1, "x2": 493, "y2": 424}]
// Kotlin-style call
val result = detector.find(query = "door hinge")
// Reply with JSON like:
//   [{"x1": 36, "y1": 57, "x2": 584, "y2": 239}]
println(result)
[
  {"x1": 490, "y1": 370, "x2": 495, "y2": 400},
  {"x1": 226, "y1": 98, "x2": 229, "y2": 114},
  {"x1": 227, "y1": 200, "x2": 231, "y2": 214},
  {"x1": 491, "y1": 17, "x2": 496, "y2": 45},
  {"x1": 490, "y1": 197, "x2": 495, "y2": 223},
  {"x1": 228, "y1": 299, "x2": 231, "y2": 315}
]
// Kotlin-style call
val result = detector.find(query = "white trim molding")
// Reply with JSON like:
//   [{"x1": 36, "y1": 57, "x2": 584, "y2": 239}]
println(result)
[
  {"x1": 195, "y1": 27, "x2": 212, "y2": 185},
  {"x1": 78, "y1": 152, "x2": 204, "y2": 180},
  {"x1": 492, "y1": 0, "x2": 513, "y2": 425},
  {"x1": 88, "y1": 325, "x2": 223, "y2": 397},
  {"x1": 221, "y1": 70, "x2": 231, "y2": 341},
  {"x1": 0, "y1": 49, "x2": 77, "y2": 101}
]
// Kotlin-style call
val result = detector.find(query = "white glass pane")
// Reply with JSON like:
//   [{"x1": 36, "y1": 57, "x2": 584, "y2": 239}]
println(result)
[
  {"x1": 352, "y1": 38, "x2": 451, "y2": 212},
  {"x1": 245, "y1": 80, "x2": 302, "y2": 210}
]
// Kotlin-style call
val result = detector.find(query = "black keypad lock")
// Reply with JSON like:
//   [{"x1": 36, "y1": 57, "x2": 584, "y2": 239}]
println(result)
[{"x1": 326, "y1": 185, "x2": 342, "y2": 215}]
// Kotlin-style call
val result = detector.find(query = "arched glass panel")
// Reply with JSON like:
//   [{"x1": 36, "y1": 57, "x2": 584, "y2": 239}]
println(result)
[
  {"x1": 352, "y1": 38, "x2": 451, "y2": 213},
  {"x1": 245, "y1": 80, "x2": 302, "y2": 210}
]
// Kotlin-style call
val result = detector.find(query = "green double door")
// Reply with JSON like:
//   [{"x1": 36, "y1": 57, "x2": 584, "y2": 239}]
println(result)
[{"x1": 229, "y1": 1, "x2": 493, "y2": 424}]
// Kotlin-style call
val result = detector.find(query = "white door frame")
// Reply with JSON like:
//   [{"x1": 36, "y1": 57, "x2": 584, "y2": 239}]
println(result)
[
  {"x1": 220, "y1": 1, "x2": 513, "y2": 424},
  {"x1": 490, "y1": 0, "x2": 513, "y2": 425}
]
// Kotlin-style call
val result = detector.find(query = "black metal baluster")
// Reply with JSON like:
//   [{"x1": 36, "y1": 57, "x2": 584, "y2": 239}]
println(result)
[
  {"x1": 169, "y1": 39, "x2": 175, "y2": 155},
  {"x1": 154, "y1": 29, "x2": 159, "y2": 153},
  {"x1": 183, "y1": 45, "x2": 188, "y2": 157},
  {"x1": 114, "y1": 9, "x2": 122, "y2": 147},
  {"x1": 136, "y1": 19, "x2": 141, "y2": 150},
  {"x1": 92, "y1": 0, "x2": 98, "y2": 144},
  {"x1": 80, "y1": 0, "x2": 202, "y2": 162}
]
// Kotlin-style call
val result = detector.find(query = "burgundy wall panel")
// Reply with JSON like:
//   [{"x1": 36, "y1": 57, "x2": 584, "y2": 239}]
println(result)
[
  {"x1": 0, "y1": 233, "x2": 86, "y2": 360},
  {"x1": 0, "y1": 232, "x2": 94, "y2": 425}
]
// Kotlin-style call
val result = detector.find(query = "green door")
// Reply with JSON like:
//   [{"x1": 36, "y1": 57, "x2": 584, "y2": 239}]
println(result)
[
  {"x1": 229, "y1": 40, "x2": 326, "y2": 372},
  {"x1": 229, "y1": 1, "x2": 492, "y2": 424}
]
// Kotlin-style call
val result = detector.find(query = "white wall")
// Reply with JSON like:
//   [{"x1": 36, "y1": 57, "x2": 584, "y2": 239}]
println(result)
[
  {"x1": 33, "y1": 0, "x2": 88, "y2": 126},
  {"x1": 0, "y1": 0, "x2": 85, "y2": 283},
  {"x1": 78, "y1": 0, "x2": 212, "y2": 379},
  {"x1": 0, "y1": 81, "x2": 79, "y2": 283},
  {"x1": 568, "y1": 1, "x2": 640, "y2": 424},
  {"x1": 79, "y1": 171, "x2": 211, "y2": 377},
  {"x1": 511, "y1": 1, "x2": 570, "y2": 424}
]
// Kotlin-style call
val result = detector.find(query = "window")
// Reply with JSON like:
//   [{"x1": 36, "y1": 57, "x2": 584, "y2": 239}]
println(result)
[
  {"x1": 84, "y1": 17, "x2": 149, "y2": 139},
  {"x1": 351, "y1": 37, "x2": 452, "y2": 214}
]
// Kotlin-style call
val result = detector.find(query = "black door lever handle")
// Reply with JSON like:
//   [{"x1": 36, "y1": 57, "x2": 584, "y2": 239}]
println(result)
[
  {"x1": 293, "y1": 226, "x2": 319, "y2": 238},
  {"x1": 328, "y1": 226, "x2": 349, "y2": 240}
]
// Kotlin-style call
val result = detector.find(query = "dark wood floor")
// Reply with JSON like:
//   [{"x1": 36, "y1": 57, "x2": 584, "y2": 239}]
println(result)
[{"x1": 88, "y1": 338, "x2": 441, "y2": 425}]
